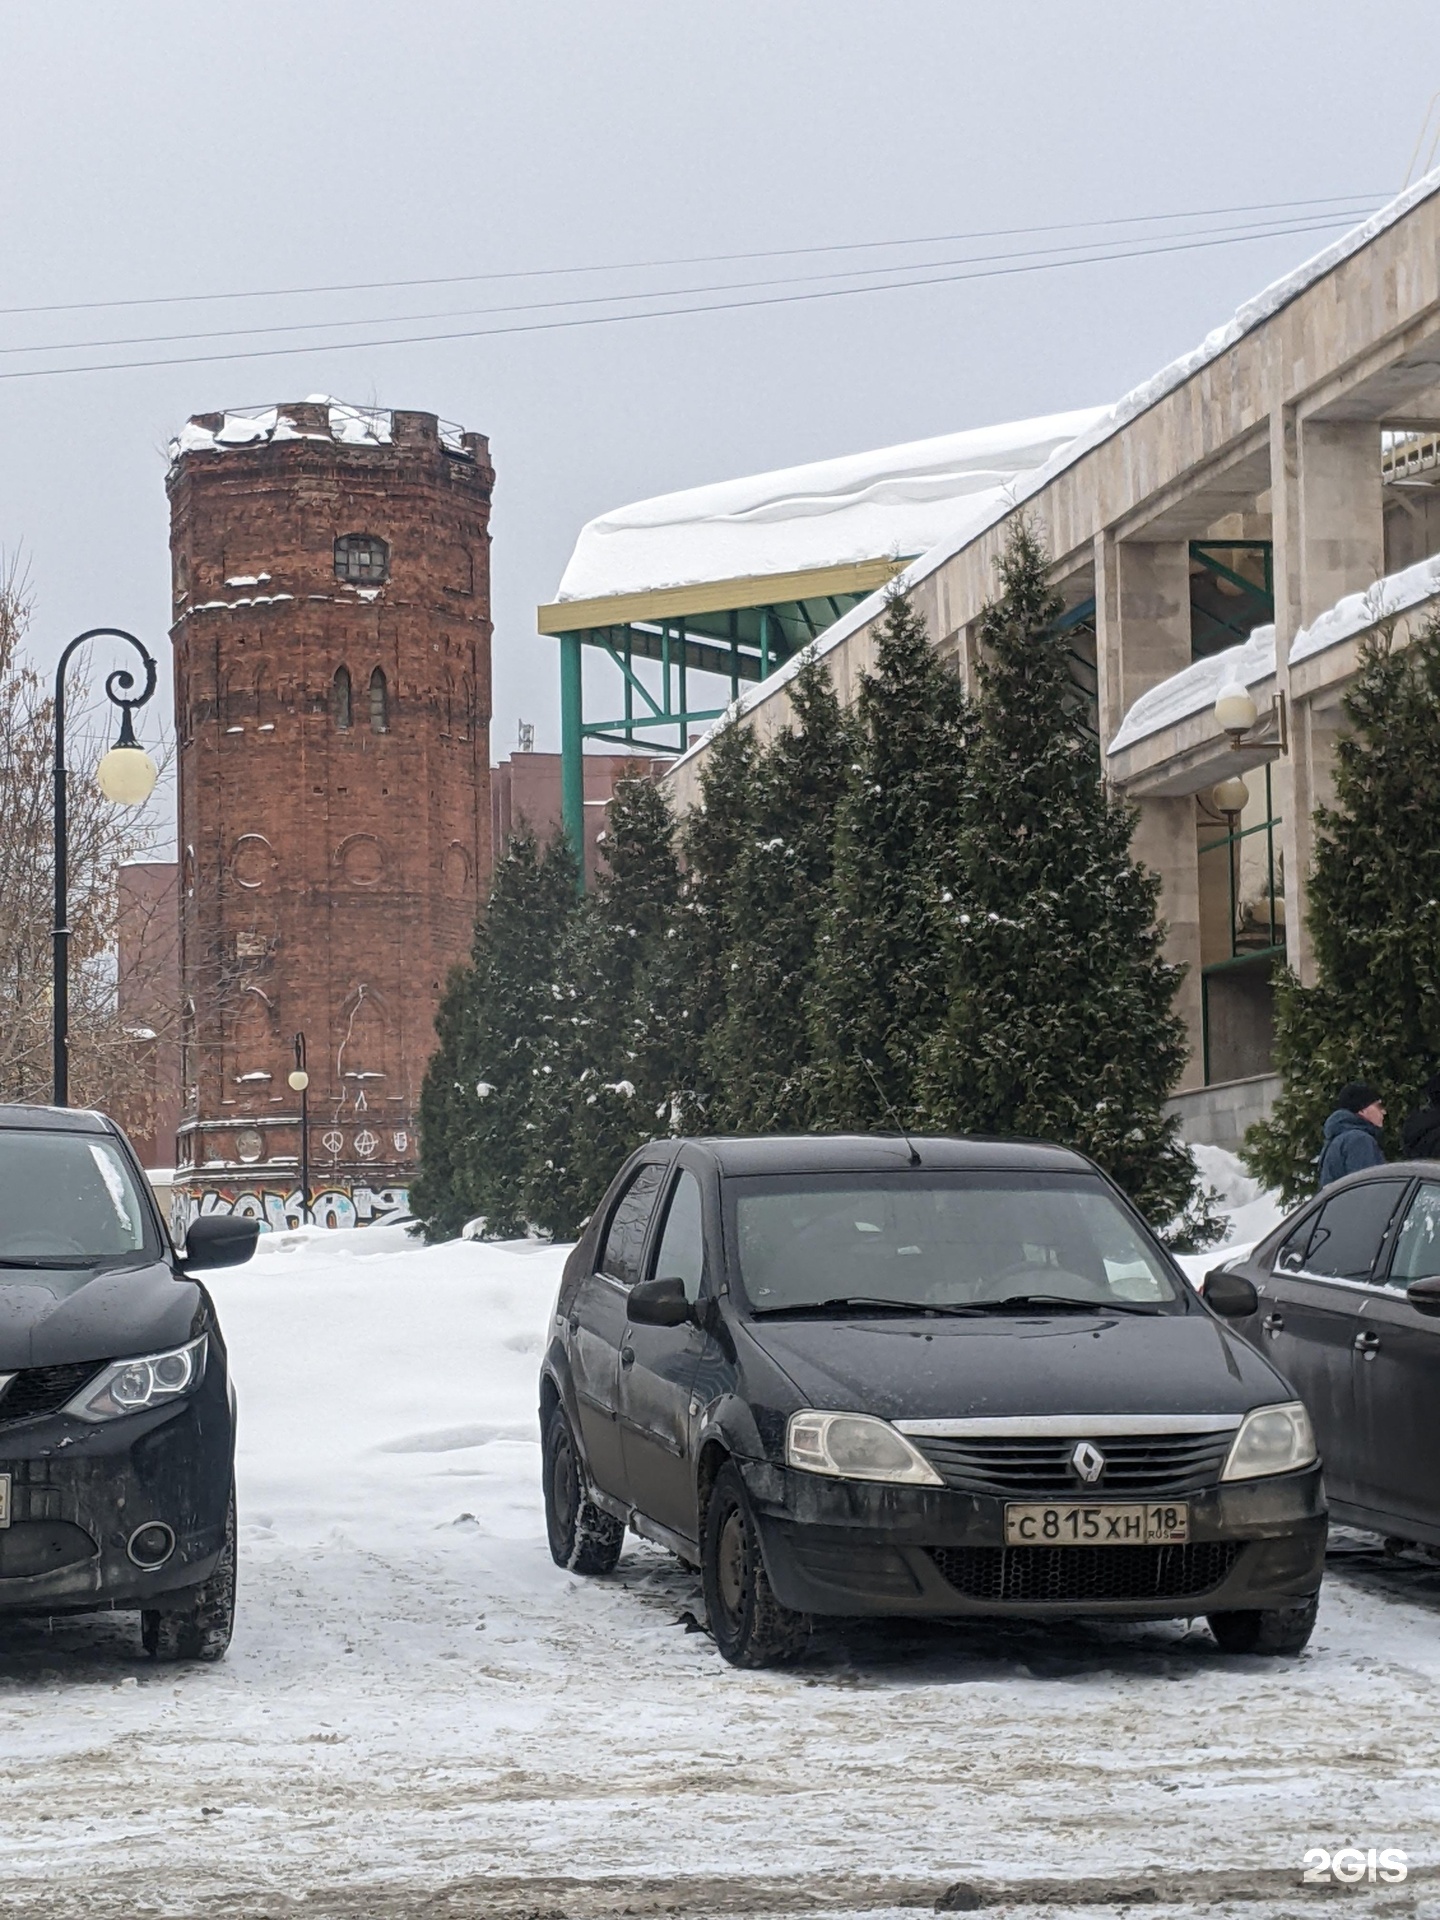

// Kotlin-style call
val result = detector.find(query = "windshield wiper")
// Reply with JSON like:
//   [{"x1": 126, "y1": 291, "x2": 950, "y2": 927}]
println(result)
[
  {"x1": 756, "y1": 1295, "x2": 986, "y2": 1319},
  {"x1": 973, "y1": 1293, "x2": 1163, "y2": 1316},
  {"x1": 0, "y1": 1255, "x2": 106, "y2": 1270}
]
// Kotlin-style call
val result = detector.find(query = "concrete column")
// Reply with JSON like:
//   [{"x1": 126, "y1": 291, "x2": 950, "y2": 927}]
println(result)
[
  {"x1": 1094, "y1": 534, "x2": 1204, "y2": 1090},
  {"x1": 1271, "y1": 411, "x2": 1382, "y2": 980}
]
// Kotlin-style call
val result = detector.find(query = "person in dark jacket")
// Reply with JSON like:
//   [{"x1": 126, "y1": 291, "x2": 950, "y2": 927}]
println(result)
[
  {"x1": 1318, "y1": 1082, "x2": 1387, "y2": 1187},
  {"x1": 1401, "y1": 1073, "x2": 1440, "y2": 1160}
]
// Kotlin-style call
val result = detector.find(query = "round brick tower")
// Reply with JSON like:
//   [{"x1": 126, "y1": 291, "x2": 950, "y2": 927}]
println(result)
[{"x1": 167, "y1": 399, "x2": 493, "y2": 1228}]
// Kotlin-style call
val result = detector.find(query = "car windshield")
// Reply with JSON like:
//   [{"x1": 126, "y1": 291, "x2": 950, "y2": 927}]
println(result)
[
  {"x1": 0, "y1": 1129, "x2": 155, "y2": 1265},
  {"x1": 726, "y1": 1170, "x2": 1183, "y2": 1315}
]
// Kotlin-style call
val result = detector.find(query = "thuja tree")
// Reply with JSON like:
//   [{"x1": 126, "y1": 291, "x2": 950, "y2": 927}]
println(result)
[
  {"x1": 1245, "y1": 614, "x2": 1440, "y2": 1202},
  {"x1": 807, "y1": 588, "x2": 975, "y2": 1128},
  {"x1": 413, "y1": 827, "x2": 579, "y2": 1240},
  {"x1": 919, "y1": 520, "x2": 1215, "y2": 1241},
  {"x1": 670, "y1": 715, "x2": 761, "y2": 1130},
  {"x1": 523, "y1": 777, "x2": 684, "y2": 1239},
  {"x1": 702, "y1": 647, "x2": 858, "y2": 1131}
]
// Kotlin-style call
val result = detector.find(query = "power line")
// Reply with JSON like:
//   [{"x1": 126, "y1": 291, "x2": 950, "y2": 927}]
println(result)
[
  {"x1": 0, "y1": 213, "x2": 1376, "y2": 385},
  {"x1": 0, "y1": 207, "x2": 1378, "y2": 363},
  {"x1": 0, "y1": 192, "x2": 1385, "y2": 324}
]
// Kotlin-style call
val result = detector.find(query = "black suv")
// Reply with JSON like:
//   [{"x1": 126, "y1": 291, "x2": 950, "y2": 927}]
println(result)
[
  {"x1": 540, "y1": 1135, "x2": 1326, "y2": 1666},
  {"x1": 1209, "y1": 1160, "x2": 1440, "y2": 1553},
  {"x1": 0, "y1": 1105, "x2": 257, "y2": 1658}
]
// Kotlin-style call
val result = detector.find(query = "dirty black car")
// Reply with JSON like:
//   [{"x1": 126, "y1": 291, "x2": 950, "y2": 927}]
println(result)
[
  {"x1": 1207, "y1": 1160, "x2": 1440, "y2": 1554},
  {"x1": 0, "y1": 1105, "x2": 257, "y2": 1658},
  {"x1": 539, "y1": 1135, "x2": 1326, "y2": 1666}
]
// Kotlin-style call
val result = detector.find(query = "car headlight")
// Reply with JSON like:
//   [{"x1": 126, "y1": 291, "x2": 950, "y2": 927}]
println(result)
[
  {"x1": 1221, "y1": 1401, "x2": 1316, "y2": 1482},
  {"x1": 64, "y1": 1334, "x2": 208, "y2": 1423},
  {"x1": 786, "y1": 1410, "x2": 944, "y2": 1486}
]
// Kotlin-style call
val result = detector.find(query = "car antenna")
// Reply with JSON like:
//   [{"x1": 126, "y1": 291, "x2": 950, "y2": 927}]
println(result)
[{"x1": 860, "y1": 1056, "x2": 922, "y2": 1166}]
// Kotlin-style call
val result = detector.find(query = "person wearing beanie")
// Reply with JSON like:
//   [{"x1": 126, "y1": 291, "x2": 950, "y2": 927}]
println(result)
[
  {"x1": 1401, "y1": 1071, "x2": 1440, "y2": 1160},
  {"x1": 1317, "y1": 1081, "x2": 1387, "y2": 1187}
]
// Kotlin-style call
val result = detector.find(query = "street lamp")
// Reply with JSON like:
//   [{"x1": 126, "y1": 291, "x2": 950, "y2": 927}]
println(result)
[
  {"x1": 53, "y1": 629, "x2": 159, "y2": 1106},
  {"x1": 287, "y1": 1032, "x2": 310, "y2": 1226}
]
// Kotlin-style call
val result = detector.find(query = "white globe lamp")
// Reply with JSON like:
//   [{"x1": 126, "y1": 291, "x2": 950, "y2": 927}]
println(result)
[
  {"x1": 1214, "y1": 682, "x2": 1258, "y2": 745},
  {"x1": 95, "y1": 743, "x2": 159, "y2": 806}
]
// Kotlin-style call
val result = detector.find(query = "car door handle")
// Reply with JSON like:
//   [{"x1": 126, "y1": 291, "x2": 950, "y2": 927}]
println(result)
[
  {"x1": 620, "y1": 1346, "x2": 635, "y2": 1369},
  {"x1": 1262, "y1": 1311, "x2": 1284, "y2": 1337},
  {"x1": 567, "y1": 1313, "x2": 580, "y2": 1334},
  {"x1": 1354, "y1": 1329, "x2": 1381, "y2": 1357}
]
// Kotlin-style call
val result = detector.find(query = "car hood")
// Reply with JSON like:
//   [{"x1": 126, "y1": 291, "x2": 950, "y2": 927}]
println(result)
[
  {"x1": 747, "y1": 1307, "x2": 1289, "y2": 1420},
  {"x1": 0, "y1": 1259, "x2": 202, "y2": 1369}
]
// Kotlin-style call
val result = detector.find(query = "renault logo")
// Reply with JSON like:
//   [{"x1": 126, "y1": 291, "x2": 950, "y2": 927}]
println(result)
[{"x1": 1070, "y1": 1440, "x2": 1106, "y2": 1484}]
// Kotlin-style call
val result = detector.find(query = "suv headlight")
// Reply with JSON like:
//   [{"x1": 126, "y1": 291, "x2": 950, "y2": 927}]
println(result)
[
  {"x1": 1221, "y1": 1401, "x2": 1316, "y2": 1482},
  {"x1": 786, "y1": 1410, "x2": 944, "y2": 1486},
  {"x1": 64, "y1": 1335, "x2": 208, "y2": 1424}
]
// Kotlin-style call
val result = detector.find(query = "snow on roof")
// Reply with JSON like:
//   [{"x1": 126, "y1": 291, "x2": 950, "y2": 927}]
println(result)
[
  {"x1": 1288, "y1": 551, "x2": 1440, "y2": 664},
  {"x1": 552, "y1": 408, "x2": 1110, "y2": 603},
  {"x1": 671, "y1": 165, "x2": 1440, "y2": 774},
  {"x1": 1108, "y1": 549, "x2": 1440, "y2": 755},
  {"x1": 1106, "y1": 628, "x2": 1277, "y2": 756},
  {"x1": 168, "y1": 396, "x2": 470, "y2": 463}
]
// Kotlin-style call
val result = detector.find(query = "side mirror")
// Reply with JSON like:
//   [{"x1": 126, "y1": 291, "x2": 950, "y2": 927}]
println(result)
[
  {"x1": 1406, "y1": 1275, "x2": 1440, "y2": 1317},
  {"x1": 1205, "y1": 1269, "x2": 1259, "y2": 1318},
  {"x1": 181, "y1": 1214, "x2": 261, "y2": 1271},
  {"x1": 627, "y1": 1275, "x2": 691, "y2": 1328}
]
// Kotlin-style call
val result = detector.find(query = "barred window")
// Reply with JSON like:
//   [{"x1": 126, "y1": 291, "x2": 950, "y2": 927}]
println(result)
[
  {"x1": 369, "y1": 667, "x2": 389, "y2": 734},
  {"x1": 334, "y1": 533, "x2": 389, "y2": 584},
  {"x1": 333, "y1": 665, "x2": 352, "y2": 730}
]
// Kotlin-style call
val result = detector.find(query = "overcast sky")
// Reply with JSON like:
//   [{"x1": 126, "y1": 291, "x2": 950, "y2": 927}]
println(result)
[{"x1": 3, "y1": 0, "x2": 1439, "y2": 849}]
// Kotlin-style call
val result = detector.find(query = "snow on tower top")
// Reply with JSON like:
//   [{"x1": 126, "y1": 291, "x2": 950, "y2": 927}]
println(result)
[
  {"x1": 552, "y1": 408, "x2": 1111, "y2": 605},
  {"x1": 169, "y1": 395, "x2": 475, "y2": 465}
]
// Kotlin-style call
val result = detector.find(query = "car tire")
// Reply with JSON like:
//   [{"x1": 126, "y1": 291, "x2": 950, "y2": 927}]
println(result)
[
  {"x1": 701, "y1": 1460, "x2": 809, "y2": 1667},
  {"x1": 142, "y1": 1488, "x2": 237, "y2": 1663},
  {"x1": 1207, "y1": 1592, "x2": 1318, "y2": 1655},
  {"x1": 544, "y1": 1405, "x2": 624, "y2": 1574}
]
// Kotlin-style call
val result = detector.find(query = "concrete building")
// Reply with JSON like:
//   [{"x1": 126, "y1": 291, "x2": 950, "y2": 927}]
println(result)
[
  {"x1": 167, "y1": 398, "x2": 494, "y2": 1227},
  {"x1": 595, "y1": 175, "x2": 1440, "y2": 1150}
]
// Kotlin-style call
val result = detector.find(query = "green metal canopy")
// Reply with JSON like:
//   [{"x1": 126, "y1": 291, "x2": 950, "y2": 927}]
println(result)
[{"x1": 537, "y1": 556, "x2": 905, "y2": 881}]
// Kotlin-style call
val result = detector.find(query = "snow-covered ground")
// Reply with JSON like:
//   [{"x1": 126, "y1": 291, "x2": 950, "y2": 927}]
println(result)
[{"x1": 2, "y1": 1179, "x2": 1439, "y2": 1920}]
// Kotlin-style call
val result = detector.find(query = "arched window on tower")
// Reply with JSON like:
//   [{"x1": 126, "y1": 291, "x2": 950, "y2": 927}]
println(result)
[
  {"x1": 369, "y1": 667, "x2": 389, "y2": 734},
  {"x1": 333, "y1": 665, "x2": 352, "y2": 730}
]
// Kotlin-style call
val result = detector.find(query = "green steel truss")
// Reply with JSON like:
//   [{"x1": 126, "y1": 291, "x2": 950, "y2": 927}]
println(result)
[{"x1": 555, "y1": 587, "x2": 875, "y2": 884}]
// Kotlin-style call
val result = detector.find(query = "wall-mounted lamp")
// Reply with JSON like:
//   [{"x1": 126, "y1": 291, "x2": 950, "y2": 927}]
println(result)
[{"x1": 1213, "y1": 682, "x2": 1288, "y2": 755}]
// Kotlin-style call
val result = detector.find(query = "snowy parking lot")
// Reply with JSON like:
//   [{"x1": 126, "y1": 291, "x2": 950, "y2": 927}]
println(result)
[{"x1": 2, "y1": 1223, "x2": 1440, "y2": 1920}]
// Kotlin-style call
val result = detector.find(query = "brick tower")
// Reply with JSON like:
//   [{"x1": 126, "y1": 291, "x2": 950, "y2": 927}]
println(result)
[{"x1": 167, "y1": 399, "x2": 493, "y2": 1228}]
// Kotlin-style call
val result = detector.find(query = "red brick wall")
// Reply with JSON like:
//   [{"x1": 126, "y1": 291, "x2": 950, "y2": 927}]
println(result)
[
  {"x1": 116, "y1": 860, "x2": 181, "y2": 1168},
  {"x1": 491, "y1": 750, "x2": 671, "y2": 887},
  {"x1": 168, "y1": 403, "x2": 493, "y2": 1223}
]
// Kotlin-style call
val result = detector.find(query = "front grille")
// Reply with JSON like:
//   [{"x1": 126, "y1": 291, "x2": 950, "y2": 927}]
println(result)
[
  {"x1": 929, "y1": 1541, "x2": 1241, "y2": 1603},
  {"x1": 0, "y1": 1362, "x2": 104, "y2": 1426},
  {"x1": 912, "y1": 1432, "x2": 1233, "y2": 1498}
]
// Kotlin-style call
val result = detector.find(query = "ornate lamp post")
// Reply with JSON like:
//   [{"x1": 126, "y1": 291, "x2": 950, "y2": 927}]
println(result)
[
  {"x1": 52, "y1": 629, "x2": 159, "y2": 1106},
  {"x1": 287, "y1": 1032, "x2": 311, "y2": 1225}
]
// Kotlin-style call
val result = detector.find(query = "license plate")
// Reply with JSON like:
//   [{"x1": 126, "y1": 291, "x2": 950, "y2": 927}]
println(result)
[
  {"x1": 1005, "y1": 1501, "x2": 1189, "y2": 1546},
  {"x1": 0, "y1": 1474, "x2": 9, "y2": 1528}
]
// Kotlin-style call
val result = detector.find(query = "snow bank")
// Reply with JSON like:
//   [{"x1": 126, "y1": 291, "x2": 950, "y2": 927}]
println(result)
[
  {"x1": 1107, "y1": 625, "x2": 1276, "y2": 754},
  {"x1": 554, "y1": 408, "x2": 1109, "y2": 603}
]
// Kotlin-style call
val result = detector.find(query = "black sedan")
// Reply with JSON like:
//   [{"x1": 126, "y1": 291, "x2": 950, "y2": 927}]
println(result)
[
  {"x1": 540, "y1": 1134, "x2": 1326, "y2": 1666},
  {"x1": 0, "y1": 1104, "x2": 257, "y2": 1658},
  {"x1": 1208, "y1": 1160, "x2": 1440, "y2": 1553}
]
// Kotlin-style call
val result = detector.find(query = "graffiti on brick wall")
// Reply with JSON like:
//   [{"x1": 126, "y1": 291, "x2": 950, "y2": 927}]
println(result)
[{"x1": 173, "y1": 1184, "x2": 411, "y2": 1237}]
